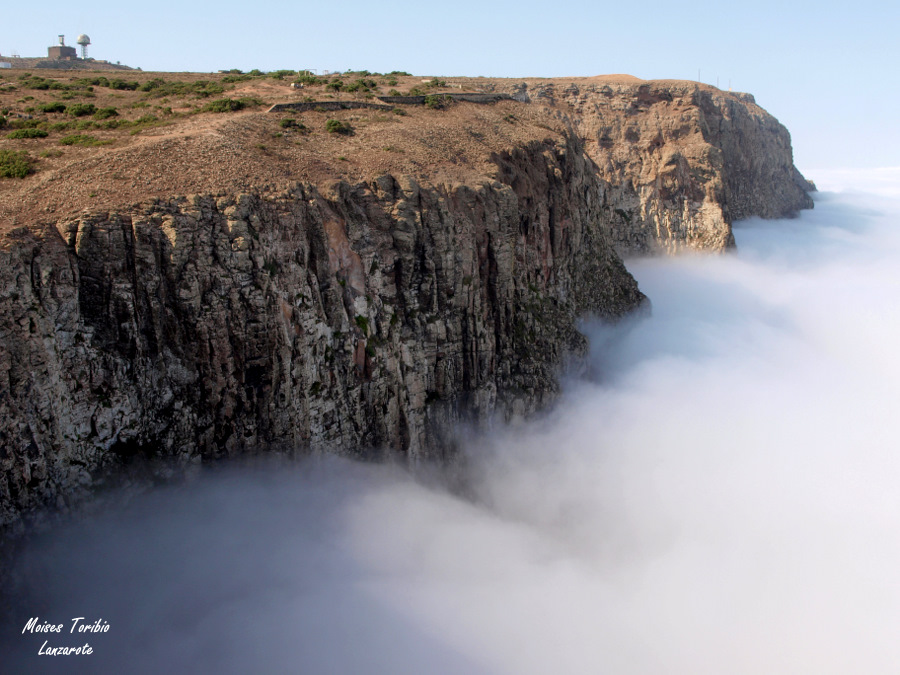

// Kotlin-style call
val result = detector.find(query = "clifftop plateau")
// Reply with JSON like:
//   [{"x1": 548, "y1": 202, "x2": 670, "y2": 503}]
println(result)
[{"x1": 0, "y1": 70, "x2": 813, "y2": 526}]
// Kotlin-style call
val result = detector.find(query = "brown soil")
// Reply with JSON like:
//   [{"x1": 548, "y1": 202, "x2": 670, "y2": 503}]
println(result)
[{"x1": 0, "y1": 69, "x2": 711, "y2": 234}]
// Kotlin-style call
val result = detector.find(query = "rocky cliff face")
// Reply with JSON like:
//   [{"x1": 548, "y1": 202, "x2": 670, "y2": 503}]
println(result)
[
  {"x1": 0, "y1": 76, "x2": 815, "y2": 527},
  {"x1": 0, "y1": 136, "x2": 645, "y2": 526},
  {"x1": 508, "y1": 80, "x2": 814, "y2": 254}
]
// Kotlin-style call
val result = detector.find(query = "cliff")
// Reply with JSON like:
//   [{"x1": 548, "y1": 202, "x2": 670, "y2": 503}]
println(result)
[
  {"x1": 0, "y1": 137, "x2": 644, "y2": 526},
  {"x1": 505, "y1": 78, "x2": 813, "y2": 253},
  {"x1": 0, "y1": 72, "x2": 812, "y2": 526}
]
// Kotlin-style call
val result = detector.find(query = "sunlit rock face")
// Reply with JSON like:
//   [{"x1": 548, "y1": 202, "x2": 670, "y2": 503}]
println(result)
[
  {"x1": 0, "y1": 79, "x2": 815, "y2": 526},
  {"x1": 0, "y1": 135, "x2": 645, "y2": 526},
  {"x1": 508, "y1": 80, "x2": 813, "y2": 254}
]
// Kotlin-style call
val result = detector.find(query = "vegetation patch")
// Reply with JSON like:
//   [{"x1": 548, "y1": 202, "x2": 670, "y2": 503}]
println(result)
[
  {"x1": 59, "y1": 134, "x2": 111, "y2": 147},
  {"x1": 67, "y1": 103, "x2": 97, "y2": 117},
  {"x1": 19, "y1": 75, "x2": 81, "y2": 92},
  {"x1": 0, "y1": 149, "x2": 35, "y2": 178},
  {"x1": 6, "y1": 128, "x2": 49, "y2": 139},
  {"x1": 344, "y1": 78, "x2": 378, "y2": 94},
  {"x1": 424, "y1": 94, "x2": 452, "y2": 110},
  {"x1": 355, "y1": 315, "x2": 370, "y2": 335},
  {"x1": 139, "y1": 78, "x2": 226, "y2": 99},
  {"x1": 73, "y1": 77, "x2": 140, "y2": 91},
  {"x1": 38, "y1": 101, "x2": 67, "y2": 113},
  {"x1": 93, "y1": 107, "x2": 119, "y2": 120},
  {"x1": 7, "y1": 118, "x2": 44, "y2": 130},
  {"x1": 296, "y1": 71, "x2": 327, "y2": 86},
  {"x1": 325, "y1": 119, "x2": 353, "y2": 135},
  {"x1": 202, "y1": 97, "x2": 262, "y2": 113}
]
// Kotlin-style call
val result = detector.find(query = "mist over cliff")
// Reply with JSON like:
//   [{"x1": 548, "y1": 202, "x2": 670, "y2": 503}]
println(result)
[{"x1": 4, "y1": 177, "x2": 900, "y2": 673}]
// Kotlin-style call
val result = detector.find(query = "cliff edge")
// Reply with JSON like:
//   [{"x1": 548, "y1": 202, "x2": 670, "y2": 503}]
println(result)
[
  {"x1": 504, "y1": 78, "x2": 814, "y2": 253},
  {"x1": 0, "y1": 71, "x2": 812, "y2": 526}
]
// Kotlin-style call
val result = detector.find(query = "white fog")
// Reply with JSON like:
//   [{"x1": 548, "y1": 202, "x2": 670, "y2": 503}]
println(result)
[{"x1": 5, "y1": 173, "x2": 900, "y2": 674}]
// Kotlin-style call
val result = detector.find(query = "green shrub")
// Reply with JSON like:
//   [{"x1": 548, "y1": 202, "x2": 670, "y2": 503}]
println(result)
[
  {"x1": 59, "y1": 134, "x2": 110, "y2": 147},
  {"x1": 424, "y1": 94, "x2": 452, "y2": 109},
  {"x1": 296, "y1": 72, "x2": 326, "y2": 86},
  {"x1": 108, "y1": 79, "x2": 139, "y2": 91},
  {"x1": 268, "y1": 69, "x2": 296, "y2": 80},
  {"x1": 6, "y1": 128, "x2": 49, "y2": 139},
  {"x1": 39, "y1": 102, "x2": 67, "y2": 113},
  {"x1": 73, "y1": 76, "x2": 108, "y2": 87},
  {"x1": 67, "y1": 103, "x2": 97, "y2": 117},
  {"x1": 139, "y1": 78, "x2": 225, "y2": 98},
  {"x1": 425, "y1": 78, "x2": 447, "y2": 88},
  {"x1": 0, "y1": 150, "x2": 35, "y2": 178},
  {"x1": 345, "y1": 78, "x2": 378, "y2": 93},
  {"x1": 93, "y1": 107, "x2": 119, "y2": 120},
  {"x1": 388, "y1": 71, "x2": 412, "y2": 76},
  {"x1": 203, "y1": 98, "x2": 245, "y2": 113},
  {"x1": 325, "y1": 119, "x2": 352, "y2": 135},
  {"x1": 326, "y1": 81, "x2": 344, "y2": 92},
  {"x1": 8, "y1": 118, "x2": 43, "y2": 130}
]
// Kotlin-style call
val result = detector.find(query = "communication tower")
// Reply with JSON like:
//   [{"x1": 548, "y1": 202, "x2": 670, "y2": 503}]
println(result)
[{"x1": 76, "y1": 34, "x2": 91, "y2": 59}]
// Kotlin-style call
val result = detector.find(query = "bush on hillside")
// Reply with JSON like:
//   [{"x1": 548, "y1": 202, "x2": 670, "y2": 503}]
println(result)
[
  {"x1": 0, "y1": 150, "x2": 35, "y2": 178},
  {"x1": 6, "y1": 128, "x2": 49, "y2": 139},
  {"x1": 67, "y1": 103, "x2": 97, "y2": 117},
  {"x1": 325, "y1": 119, "x2": 352, "y2": 135}
]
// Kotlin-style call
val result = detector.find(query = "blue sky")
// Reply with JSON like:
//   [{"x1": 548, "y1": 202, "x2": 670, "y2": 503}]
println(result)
[{"x1": 2, "y1": 0, "x2": 897, "y2": 172}]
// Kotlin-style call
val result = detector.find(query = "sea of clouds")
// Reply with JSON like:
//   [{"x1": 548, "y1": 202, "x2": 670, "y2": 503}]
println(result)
[{"x1": 4, "y1": 171, "x2": 900, "y2": 674}]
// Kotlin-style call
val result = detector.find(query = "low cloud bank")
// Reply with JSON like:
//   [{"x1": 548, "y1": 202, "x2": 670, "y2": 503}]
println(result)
[{"x1": 4, "y1": 178, "x2": 900, "y2": 674}]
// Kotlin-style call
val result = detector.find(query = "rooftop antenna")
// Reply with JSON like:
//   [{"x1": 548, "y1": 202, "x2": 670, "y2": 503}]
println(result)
[{"x1": 76, "y1": 34, "x2": 91, "y2": 59}]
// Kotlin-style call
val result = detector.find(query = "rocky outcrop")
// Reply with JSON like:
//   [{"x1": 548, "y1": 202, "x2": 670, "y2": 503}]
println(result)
[
  {"x1": 0, "y1": 136, "x2": 645, "y2": 526},
  {"x1": 508, "y1": 80, "x2": 814, "y2": 254},
  {"x1": 0, "y1": 76, "x2": 816, "y2": 527}
]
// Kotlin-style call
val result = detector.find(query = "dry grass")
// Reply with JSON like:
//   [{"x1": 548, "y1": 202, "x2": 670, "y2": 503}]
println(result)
[{"x1": 0, "y1": 69, "x2": 724, "y2": 232}]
